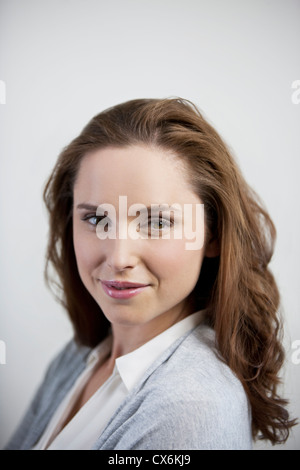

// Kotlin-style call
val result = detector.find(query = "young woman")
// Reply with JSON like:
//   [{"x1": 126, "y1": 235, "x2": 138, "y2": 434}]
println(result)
[{"x1": 5, "y1": 98, "x2": 296, "y2": 450}]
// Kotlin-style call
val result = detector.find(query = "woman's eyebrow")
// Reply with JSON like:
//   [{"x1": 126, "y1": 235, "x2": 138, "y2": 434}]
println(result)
[
  {"x1": 76, "y1": 203, "x2": 98, "y2": 211},
  {"x1": 76, "y1": 203, "x2": 182, "y2": 212},
  {"x1": 149, "y1": 204, "x2": 182, "y2": 212}
]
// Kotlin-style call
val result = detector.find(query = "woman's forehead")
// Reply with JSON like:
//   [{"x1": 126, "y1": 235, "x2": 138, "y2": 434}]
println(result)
[{"x1": 73, "y1": 145, "x2": 200, "y2": 206}]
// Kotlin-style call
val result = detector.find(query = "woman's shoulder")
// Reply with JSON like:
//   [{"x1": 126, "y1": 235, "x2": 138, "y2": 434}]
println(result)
[
  {"x1": 36, "y1": 338, "x2": 92, "y2": 401},
  {"x1": 4, "y1": 339, "x2": 92, "y2": 450},
  {"x1": 97, "y1": 325, "x2": 253, "y2": 450},
  {"x1": 48, "y1": 338, "x2": 91, "y2": 370},
  {"x1": 141, "y1": 324, "x2": 252, "y2": 449},
  {"x1": 153, "y1": 323, "x2": 238, "y2": 380},
  {"x1": 149, "y1": 323, "x2": 249, "y2": 408},
  {"x1": 44, "y1": 338, "x2": 91, "y2": 378}
]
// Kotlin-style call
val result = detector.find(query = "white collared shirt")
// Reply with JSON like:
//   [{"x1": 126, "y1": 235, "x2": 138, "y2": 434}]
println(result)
[{"x1": 33, "y1": 310, "x2": 204, "y2": 450}]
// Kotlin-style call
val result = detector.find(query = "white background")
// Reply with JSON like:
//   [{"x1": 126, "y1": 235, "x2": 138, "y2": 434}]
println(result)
[{"x1": 0, "y1": 0, "x2": 299, "y2": 450}]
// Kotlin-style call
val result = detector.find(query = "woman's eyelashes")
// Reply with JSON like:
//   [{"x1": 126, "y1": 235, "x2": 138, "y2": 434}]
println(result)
[
  {"x1": 143, "y1": 216, "x2": 174, "y2": 233},
  {"x1": 80, "y1": 214, "x2": 105, "y2": 227},
  {"x1": 81, "y1": 214, "x2": 105, "y2": 225},
  {"x1": 81, "y1": 213, "x2": 111, "y2": 232},
  {"x1": 81, "y1": 213, "x2": 174, "y2": 235}
]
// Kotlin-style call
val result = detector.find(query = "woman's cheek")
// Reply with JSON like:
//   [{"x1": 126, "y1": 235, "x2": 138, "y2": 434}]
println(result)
[
  {"x1": 73, "y1": 230, "x2": 99, "y2": 275},
  {"x1": 147, "y1": 238, "x2": 203, "y2": 278}
]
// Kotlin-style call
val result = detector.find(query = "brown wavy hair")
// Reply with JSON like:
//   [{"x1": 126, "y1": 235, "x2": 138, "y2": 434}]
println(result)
[{"x1": 43, "y1": 97, "x2": 296, "y2": 445}]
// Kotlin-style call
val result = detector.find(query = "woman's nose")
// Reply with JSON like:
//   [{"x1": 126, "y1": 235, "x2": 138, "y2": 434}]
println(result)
[{"x1": 105, "y1": 237, "x2": 139, "y2": 272}]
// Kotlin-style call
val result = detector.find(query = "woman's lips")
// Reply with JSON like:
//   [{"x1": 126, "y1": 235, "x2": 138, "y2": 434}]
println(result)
[{"x1": 100, "y1": 280, "x2": 150, "y2": 299}]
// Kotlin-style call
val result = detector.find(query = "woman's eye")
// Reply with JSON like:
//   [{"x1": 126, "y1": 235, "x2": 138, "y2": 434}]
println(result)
[
  {"x1": 88, "y1": 215, "x2": 101, "y2": 225},
  {"x1": 149, "y1": 218, "x2": 172, "y2": 231},
  {"x1": 87, "y1": 216, "x2": 99, "y2": 225},
  {"x1": 82, "y1": 214, "x2": 106, "y2": 227}
]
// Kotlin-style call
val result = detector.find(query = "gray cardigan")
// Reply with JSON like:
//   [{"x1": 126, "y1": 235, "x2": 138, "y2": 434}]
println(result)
[{"x1": 5, "y1": 324, "x2": 252, "y2": 450}]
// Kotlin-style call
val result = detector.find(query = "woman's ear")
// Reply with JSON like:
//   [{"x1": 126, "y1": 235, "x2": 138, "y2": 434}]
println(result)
[{"x1": 204, "y1": 235, "x2": 220, "y2": 258}]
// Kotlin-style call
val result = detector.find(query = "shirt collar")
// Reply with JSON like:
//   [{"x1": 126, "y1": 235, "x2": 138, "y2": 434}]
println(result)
[
  {"x1": 86, "y1": 334, "x2": 113, "y2": 367},
  {"x1": 115, "y1": 310, "x2": 205, "y2": 392}
]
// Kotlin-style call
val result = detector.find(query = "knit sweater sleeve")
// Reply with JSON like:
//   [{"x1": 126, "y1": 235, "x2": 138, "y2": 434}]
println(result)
[{"x1": 4, "y1": 339, "x2": 90, "y2": 450}]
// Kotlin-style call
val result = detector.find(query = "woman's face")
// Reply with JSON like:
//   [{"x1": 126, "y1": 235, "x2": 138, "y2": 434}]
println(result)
[{"x1": 73, "y1": 145, "x2": 208, "y2": 334}]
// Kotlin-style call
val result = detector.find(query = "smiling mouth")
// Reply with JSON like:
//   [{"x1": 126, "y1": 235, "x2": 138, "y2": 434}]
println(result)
[{"x1": 100, "y1": 280, "x2": 150, "y2": 299}]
